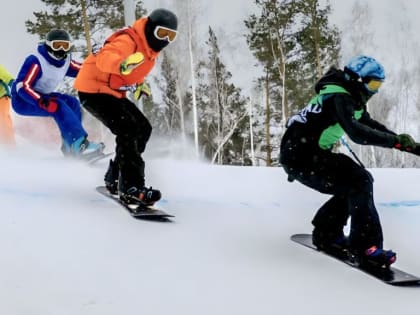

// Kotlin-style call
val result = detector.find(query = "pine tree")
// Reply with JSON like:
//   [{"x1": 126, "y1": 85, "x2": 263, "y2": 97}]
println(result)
[
  {"x1": 197, "y1": 27, "x2": 248, "y2": 164},
  {"x1": 245, "y1": 0, "x2": 298, "y2": 165},
  {"x1": 245, "y1": 0, "x2": 340, "y2": 165},
  {"x1": 156, "y1": 0, "x2": 201, "y2": 156},
  {"x1": 293, "y1": 0, "x2": 340, "y2": 108},
  {"x1": 149, "y1": 51, "x2": 186, "y2": 136},
  {"x1": 245, "y1": 0, "x2": 297, "y2": 124},
  {"x1": 25, "y1": 0, "x2": 146, "y2": 54}
]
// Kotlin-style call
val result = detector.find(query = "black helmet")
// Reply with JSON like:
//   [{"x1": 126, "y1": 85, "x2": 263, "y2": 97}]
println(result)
[
  {"x1": 45, "y1": 29, "x2": 72, "y2": 60},
  {"x1": 145, "y1": 8, "x2": 178, "y2": 52}
]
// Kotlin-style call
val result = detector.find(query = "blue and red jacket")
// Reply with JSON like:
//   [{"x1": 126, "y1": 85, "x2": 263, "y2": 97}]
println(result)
[{"x1": 12, "y1": 44, "x2": 81, "y2": 103}]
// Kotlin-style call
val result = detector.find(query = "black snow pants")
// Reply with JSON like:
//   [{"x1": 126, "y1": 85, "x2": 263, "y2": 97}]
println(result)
[
  {"x1": 79, "y1": 92, "x2": 152, "y2": 189},
  {"x1": 280, "y1": 127, "x2": 383, "y2": 250}
]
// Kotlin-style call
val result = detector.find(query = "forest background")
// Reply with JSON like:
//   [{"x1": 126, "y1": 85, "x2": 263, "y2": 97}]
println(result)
[{"x1": 2, "y1": 0, "x2": 420, "y2": 168}]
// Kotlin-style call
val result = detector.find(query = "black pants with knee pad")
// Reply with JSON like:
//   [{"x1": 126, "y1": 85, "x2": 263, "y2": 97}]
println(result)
[
  {"x1": 281, "y1": 137, "x2": 383, "y2": 250},
  {"x1": 79, "y1": 92, "x2": 152, "y2": 188}
]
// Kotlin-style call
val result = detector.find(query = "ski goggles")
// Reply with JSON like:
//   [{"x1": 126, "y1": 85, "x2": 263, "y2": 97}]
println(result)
[
  {"x1": 46, "y1": 40, "x2": 72, "y2": 51},
  {"x1": 154, "y1": 26, "x2": 177, "y2": 42},
  {"x1": 364, "y1": 78, "x2": 383, "y2": 92}
]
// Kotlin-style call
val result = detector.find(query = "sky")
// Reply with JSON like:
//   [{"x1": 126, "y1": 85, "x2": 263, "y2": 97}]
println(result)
[
  {"x1": 0, "y1": 0, "x2": 257, "y2": 81},
  {"x1": 3, "y1": 0, "x2": 420, "y2": 93},
  {"x1": 2, "y1": 2, "x2": 420, "y2": 309},
  {"x1": 1, "y1": 141, "x2": 420, "y2": 314}
]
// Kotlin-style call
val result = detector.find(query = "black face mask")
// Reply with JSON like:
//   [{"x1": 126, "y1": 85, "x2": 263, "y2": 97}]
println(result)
[
  {"x1": 345, "y1": 79, "x2": 371, "y2": 105},
  {"x1": 145, "y1": 21, "x2": 170, "y2": 52},
  {"x1": 46, "y1": 45, "x2": 68, "y2": 60},
  {"x1": 51, "y1": 49, "x2": 68, "y2": 60}
]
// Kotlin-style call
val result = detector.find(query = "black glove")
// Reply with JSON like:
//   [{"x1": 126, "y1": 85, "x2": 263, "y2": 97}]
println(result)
[{"x1": 394, "y1": 134, "x2": 416, "y2": 152}]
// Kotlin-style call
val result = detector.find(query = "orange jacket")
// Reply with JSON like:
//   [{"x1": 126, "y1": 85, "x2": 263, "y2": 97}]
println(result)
[{"x1": 74, "y1": 18, "x2": 159, "y2": 98}]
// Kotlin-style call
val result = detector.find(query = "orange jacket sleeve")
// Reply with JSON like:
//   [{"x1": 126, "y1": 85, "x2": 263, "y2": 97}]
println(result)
[{"x1": 96, "y1": 34, "x2": 137, "y2": 75}]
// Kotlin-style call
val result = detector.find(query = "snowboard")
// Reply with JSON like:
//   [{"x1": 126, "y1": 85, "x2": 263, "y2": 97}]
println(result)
[
  {"x1": 96, "y1": 186, "x2": 174, "y2": 221},
  {"x1": 87, "y1": 152, "x2": 114, "y2": 165},
  {"x1": 291, "y1": 233, "x2": 420, "y2": 286},
  {"x1": 78, "y1": 143, "x2": 106, "y2": 161}
]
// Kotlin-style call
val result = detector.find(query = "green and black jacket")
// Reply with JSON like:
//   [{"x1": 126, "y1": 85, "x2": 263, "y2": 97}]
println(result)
[{"x1": 282, "y1": 67, "x2": 396, "y2": 158}]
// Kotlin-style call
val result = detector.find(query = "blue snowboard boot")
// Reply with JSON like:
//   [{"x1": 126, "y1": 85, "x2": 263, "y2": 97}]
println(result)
[{"x1": 62, "y1": 136, "x2": 104, "y2": 159}]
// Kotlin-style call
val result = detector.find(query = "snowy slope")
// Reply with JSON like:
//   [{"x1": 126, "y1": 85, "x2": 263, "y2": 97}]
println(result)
[{"x1": 1, "y1": 145, "x2": 420, "y2": 315}]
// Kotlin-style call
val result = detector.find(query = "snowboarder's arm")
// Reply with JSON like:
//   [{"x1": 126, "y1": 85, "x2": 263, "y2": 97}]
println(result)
[
  {"x1": 333, "y1": 94, "x2": 396, "y2": 148},
  {"x1": 359, "y1": 111, "x2": 397, "y2": 136},
  {"x1": 66, "y1": 59, "x2": 82, "y2": 78},
  {"x1": 0, "y1": 64, "x2": 14, "y2": 85},
  {"x1": 0, "y1": 64, "x2": 14, "y2": 97},
  {"x1": 15, "y1": 56, "x2": 43, "y2": 103},
  {"x1": 95, "y1": 34, "x2": 138, "y2": 75}
]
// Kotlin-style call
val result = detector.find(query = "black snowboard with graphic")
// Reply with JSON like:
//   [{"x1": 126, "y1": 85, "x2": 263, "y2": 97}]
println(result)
[
  {"x1": 96, "y1": 186, "x2": 174, "y2": 221},
  {"x1": 291, "y1": 233, "x2": 420, "y2": 286}
]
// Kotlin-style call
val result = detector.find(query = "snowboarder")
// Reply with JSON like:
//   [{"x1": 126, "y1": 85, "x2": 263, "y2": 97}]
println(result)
[
  {"x1": 11, "y1": 29, "x2": 103, "y2": 157},
  {"x1": 74, "y1": 8, "x2": 178, "y2": 206},
  {"x1": 0, "y1": 64, "x2": 16, "y2": 146},
  {"x1": 280, "y1": 55, "x2": 417, "y2": 267}
]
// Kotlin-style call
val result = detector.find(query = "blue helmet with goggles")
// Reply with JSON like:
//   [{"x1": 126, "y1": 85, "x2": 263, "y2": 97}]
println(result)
[{"x1": 344, "y1": 55, "x2": 385, "y2": 93}]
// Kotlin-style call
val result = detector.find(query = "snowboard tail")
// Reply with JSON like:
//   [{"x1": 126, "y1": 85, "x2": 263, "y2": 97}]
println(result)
[
  {"x1": 291, "y1": 233, "x2": 420, "y2": 286},
  {"x1": 87, "y1": 152, "x2": 114, "y2": 165},
  {"x1": 96, "y1": 186, "x2": 174, "y2": 221}
]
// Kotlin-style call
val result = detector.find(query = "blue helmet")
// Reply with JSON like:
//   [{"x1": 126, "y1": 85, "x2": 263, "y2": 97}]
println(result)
[
  {"x1": 344, "y1": 55, "x2": 385, "y2": 94},
  {"x1": 344, "y1": 55, "x2": 385, "y2": 81}
]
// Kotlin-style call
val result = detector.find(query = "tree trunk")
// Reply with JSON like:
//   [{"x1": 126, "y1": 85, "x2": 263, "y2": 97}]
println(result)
[
  {"x1": 265, "y1": 70, "x2": 272, "y2": 166},
  {"x1": 211, "y1": 112, "x2": 247, "y2": 164},
  {"x1": 311, "y1": 1, "x2": 323, "y2": 78},
  {"x1": 187, "y1": 1, "x2": 199, "y2": 158},
  {"x1": 273, "y1": 32, "x2": 287, "y2": 125},
  {"x1": 176, "y1": 81, "x2": 185, "y2": 138},
  {"x1": 248, "y1": 98, "x2": 255, "y2": 165},
  {"x1": 80, "y1": 0, "x2": 92, "y2": 54}
]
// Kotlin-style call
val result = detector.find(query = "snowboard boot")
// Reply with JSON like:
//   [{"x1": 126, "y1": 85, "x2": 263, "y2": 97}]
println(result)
[
  {"x1": 104, "y1": 159, "x2": 119, "y2": 195},
  {"x1": 359, "y1": 246, "x2": 397, "y2": 268},
  {"x1": 312, "y1": 228, "x2": 348, "y2": 257},
  {"x1": 119, "y1": 186, "x2": 162, "y2": 206},
  {"x1": 64, "y1": 136, "x2": 105, "y2": 159}
]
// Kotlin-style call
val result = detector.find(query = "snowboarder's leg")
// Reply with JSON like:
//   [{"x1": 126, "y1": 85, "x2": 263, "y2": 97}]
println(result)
[
  {"x1": 104, "y1": 159, "x2": 119, "y2": 194},
  {"x1": 283, "y1": 151, "x2": 352, "y2": 245},
  {"x1": 311, "y1": 195, "x2": 349, "y2": 250},
  {"x1": 0, "y1": 96, "x2": 15, "y2": 146},
  {"x1": 345, "y1": 167, "x2": 396, "y2": 266},
  {"x1": 11, "y1": 92, "x2": 102, "y2": 156},
  {"x1": 51, "y1": 96, "x2": 103, "y2": 157},
  {"x1": 113, "y1": 103, "x2": 161, "y2": 205},
  {"x1": 79, "y1": 92, "x2": 161, "y2": 205},
  {"x1": 51, "y1": 93, "x2": 82, "y2": 120},
  {"x1": 283, "y1": 150, "x2": 393, "y2": 264},
  {"x1": 51, "y1": 96, "x2": 87, "y2": 144},
  {"x1": 346, "y1": 165, "x2": 383, "y2": 249}
]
